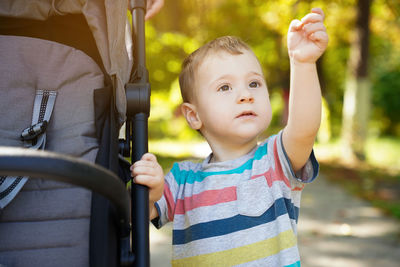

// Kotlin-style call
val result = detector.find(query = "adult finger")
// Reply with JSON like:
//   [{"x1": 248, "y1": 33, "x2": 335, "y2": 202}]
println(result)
[{"x1": 145, "y1": 0, "x2": 164, "y2": 20}]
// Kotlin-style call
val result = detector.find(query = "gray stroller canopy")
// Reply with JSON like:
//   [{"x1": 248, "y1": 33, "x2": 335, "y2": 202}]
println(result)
[{"x1": 0, "y1": 0, "x2": 133, "y2": 125}]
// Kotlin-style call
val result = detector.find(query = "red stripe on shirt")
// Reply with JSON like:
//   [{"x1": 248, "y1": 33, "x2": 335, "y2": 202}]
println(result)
[
  {"x1": 175, "y1": 186, "x2": 237, "y2": 214},
  {"x1": 292, "y1": 185, "x2": 305, "y2": 191},
  {"x1": 251, "y1": 139, "x2": 291, "y2": 189},
  {"x1": 164, "y1": 184, "x2": 175, "y2": 221},
  {"x1": 171, "y1": 136, "x2": 295, "y2": 216},
  {"x1": 272, "y1": 138, "x2": 290, "y2": 187}
]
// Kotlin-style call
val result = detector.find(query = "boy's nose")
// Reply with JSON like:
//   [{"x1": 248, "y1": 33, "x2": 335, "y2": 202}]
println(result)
[{"x1": 237, "y1": 89, "x2": 254, "y2": 103}]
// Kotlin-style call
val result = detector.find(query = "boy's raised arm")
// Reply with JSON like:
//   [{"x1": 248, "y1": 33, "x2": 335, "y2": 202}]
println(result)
[{"x1": 282, "y1": 8, "x2": 329, "y2": 172}]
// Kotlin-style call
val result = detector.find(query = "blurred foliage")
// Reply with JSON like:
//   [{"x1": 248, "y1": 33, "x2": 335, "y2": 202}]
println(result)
[
  {"x1": 144, "y1": 0, "x2": 400, "y2": 141},
  {"x1": 372, "y1": 66, "x2": 400, "y2": 135}
]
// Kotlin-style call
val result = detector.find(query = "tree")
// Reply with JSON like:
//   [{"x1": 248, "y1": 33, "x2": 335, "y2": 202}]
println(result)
[
  {"x1": 146, "y1": 0, "x2": 400, "y2": 145},
  {"x1": 341, "y1": 0, "x2": 372, "y2": 161}
]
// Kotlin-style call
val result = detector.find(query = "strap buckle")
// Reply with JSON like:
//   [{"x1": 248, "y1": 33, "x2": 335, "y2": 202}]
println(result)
[{"x1": 20, "y1": 120, "x2": 48, "y2": 141}]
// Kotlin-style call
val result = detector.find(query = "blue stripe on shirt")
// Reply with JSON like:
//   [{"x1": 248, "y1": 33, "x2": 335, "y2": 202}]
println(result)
[
  {"x1": 172, "y1": 197, "x2": 298, "y2": 245},
  {"x1": 172, "y1": 139, "x2": 270, "y2": 185},
  {"x1": 285, "y1": 260, "x2": 301, "y2": 267}
]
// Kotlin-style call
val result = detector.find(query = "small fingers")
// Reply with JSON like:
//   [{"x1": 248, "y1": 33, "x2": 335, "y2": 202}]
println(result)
[
  {"x1": 311, "y1": 7, "x2": 325, "y2": 19},
  {"x1": 131, "y1": 164, "x2": 155, "y2": 176},
  {"x1": 310, "y1": 31, "x2": 329, "y2": 46},
  {"x1": 303, "y1": 22, "x2": 326, "y2": 37},
  {"x1": 289, "y1": 19, "x2": 303, "y2": 32},
  {"x1": 133, "y1": 174, "x2": 159, "y2": 187},
  {"x1": 301, "y1": 12, "x2": 324, "y2": 24},
  {"x1": 130, "y1": 153, "x2": 158, "y2": 172},
  {"x1": 130, "y1": 153, "x2": 163, "y2": 180},
  {"x1": 131, "y1": 160, "x2": 159, "y2": 177},
  {"x1": 131, "y1": 163, "x2": 163, "y2": 188},
  {"x1": 141, "y1": 153, "x2": 157, "y2": 162}
]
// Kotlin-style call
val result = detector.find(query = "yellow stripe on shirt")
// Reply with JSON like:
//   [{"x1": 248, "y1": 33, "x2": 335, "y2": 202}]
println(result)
[{"x1": 172, "y1": 229, "x2": 297, "y2": 267}]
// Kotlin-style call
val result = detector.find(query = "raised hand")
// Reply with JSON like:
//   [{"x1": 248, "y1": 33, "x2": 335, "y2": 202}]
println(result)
[{"x1": 287, "y1": 8, "x2": 329, "y2": 64}]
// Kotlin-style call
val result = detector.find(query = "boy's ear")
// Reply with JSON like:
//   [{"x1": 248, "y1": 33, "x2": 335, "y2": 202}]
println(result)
[{"x1": 181, "y1": 103, "x2": 202, "y2": 130}]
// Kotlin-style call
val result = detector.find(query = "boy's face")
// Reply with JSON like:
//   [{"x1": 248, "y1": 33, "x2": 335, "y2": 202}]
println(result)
[{"x1": 189, "y1": 50, "x2": 272, "y2": 147}]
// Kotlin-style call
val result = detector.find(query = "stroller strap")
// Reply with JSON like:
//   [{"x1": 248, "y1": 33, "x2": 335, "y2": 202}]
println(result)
[{"x1": 0, "y1": 89, "x2": 57, "y2": 209}]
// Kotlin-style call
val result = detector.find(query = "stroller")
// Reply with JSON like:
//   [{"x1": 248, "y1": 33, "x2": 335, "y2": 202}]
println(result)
[{"x1": 0, "y1": 0, "x2": 152, "y2": 266}]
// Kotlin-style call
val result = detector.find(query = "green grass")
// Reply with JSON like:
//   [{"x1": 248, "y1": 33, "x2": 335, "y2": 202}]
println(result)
[
  {"x1": 365, "y1": 137, "x2": 400, "y2": 172},
  {"x1": 315, "y1": 136, "x2": 400, "y2": 173}
]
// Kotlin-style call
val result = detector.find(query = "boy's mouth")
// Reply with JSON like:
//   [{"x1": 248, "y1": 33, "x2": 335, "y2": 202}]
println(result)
[{"x1": 236, "y1": 111, "x2": 257, "y2": 118}]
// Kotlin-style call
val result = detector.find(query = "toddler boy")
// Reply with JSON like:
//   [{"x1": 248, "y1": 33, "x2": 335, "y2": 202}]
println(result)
[{"x1": 131, "y1": 8, "x2": 328, "y2": 266}]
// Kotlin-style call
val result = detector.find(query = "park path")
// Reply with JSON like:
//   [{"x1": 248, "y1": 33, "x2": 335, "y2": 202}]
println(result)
[{"x1": 149, "y1": 174, "x2": 400, "y2": 267}]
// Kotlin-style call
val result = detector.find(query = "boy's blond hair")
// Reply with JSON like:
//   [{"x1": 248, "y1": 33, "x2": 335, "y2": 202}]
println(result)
[{"x1": 179, "y1": 36, "x2": 253, "y2": 103}]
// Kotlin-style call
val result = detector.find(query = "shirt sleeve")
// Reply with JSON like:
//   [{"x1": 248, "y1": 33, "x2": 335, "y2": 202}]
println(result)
[
  {"x1": 271, "y1": 130, "x2": 319, "y2": 185},
  {"x1": 152, "y1": 163, "x2": 179, "y2": 229}
]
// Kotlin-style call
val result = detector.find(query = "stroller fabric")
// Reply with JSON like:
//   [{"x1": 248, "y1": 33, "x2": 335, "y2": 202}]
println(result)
[
  {"x1": 0, "y1": 35, "x2": 104, "y2": 267},
  {"x1": 0, "y1": 89, "x2": 57, "y2": 208},
  {"x1": 0, "y1": 0, "x2": 134, "y2": 125}
]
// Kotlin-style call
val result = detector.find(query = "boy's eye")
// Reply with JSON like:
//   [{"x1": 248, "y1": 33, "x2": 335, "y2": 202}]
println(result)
[
  {"x1": 218, "y1": 85, "x2": 231, "y2": 92},
  {"x1": 249, "y1": 81, "x2": 260, "y2": 88}
]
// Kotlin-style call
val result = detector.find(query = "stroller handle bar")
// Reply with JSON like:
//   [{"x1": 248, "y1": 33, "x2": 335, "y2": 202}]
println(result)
[
  {"x1": 125, "y1": 1, "x2": 151, "y2": 266},
  {"x1": 0, "y1": 146, "x2": 131, "y2": 235}
]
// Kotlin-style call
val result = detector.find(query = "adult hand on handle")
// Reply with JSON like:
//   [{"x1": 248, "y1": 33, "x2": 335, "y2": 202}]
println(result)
[{"x1": 145, "y1": 0, "x2": 165, "y2": 20}]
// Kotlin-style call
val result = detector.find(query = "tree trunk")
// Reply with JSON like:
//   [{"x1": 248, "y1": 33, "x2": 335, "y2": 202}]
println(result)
[{"x1": 341, "y1": 0, "x2": 372, "y2": 161}]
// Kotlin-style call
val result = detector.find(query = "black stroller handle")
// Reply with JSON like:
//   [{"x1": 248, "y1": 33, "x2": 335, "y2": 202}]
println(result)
[
  {"x1": 125, "y1": 1, "x2": 151, "y2": 267},
  {"x1": 0, "y1": 147, "x2": 131, "y2": 235}
]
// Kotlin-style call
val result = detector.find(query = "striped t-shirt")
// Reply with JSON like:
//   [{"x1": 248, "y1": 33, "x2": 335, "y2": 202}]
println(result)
[{"x1": 154, "y1": 131, "x2": 319, "y2": 266}]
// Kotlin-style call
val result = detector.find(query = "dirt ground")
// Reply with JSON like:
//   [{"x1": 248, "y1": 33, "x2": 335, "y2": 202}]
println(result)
[
  {"x1": 298, "y1": 175, "x2": 400, "y2": 267},
  {"x1": 149, "y1": 175, "x2": 400, "y2": 267}
]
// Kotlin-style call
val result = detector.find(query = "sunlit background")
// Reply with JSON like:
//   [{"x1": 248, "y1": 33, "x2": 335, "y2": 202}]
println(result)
[
  {"x1": 142, "y1": 1, "x2": 400, "y2": 266},
  {"x1": 146, "y1": 0, "x2": 400, "y2": 164}
]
